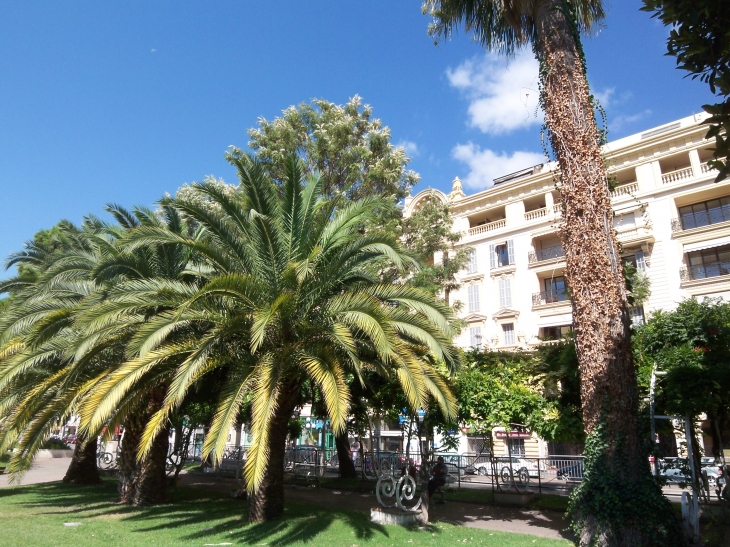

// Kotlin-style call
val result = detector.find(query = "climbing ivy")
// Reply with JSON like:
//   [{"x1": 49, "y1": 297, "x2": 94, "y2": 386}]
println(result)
[{"x1": 567, "y1": 419, "x2": 684, "y2": 546}]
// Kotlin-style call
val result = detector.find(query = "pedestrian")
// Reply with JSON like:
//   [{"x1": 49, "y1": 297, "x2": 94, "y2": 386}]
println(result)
[{"x1": 428, "y1": 456, "x2": 448, "y2": 499}]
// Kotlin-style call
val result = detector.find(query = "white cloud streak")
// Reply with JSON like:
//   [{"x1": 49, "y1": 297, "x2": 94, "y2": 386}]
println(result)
[
  {"x1": 447, "y1": 53, "x2": 542, "y2": 135},
  {"x1": 452, "y1": 143, "x2": 545, "y2": 190},
  {"x1": 395, "y1": 140, "x2": 419, "y2": 157}
]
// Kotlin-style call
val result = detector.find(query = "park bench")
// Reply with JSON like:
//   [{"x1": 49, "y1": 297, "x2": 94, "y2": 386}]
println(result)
[
  {"x1": 217, "y1": 458, "x2": 244, "y2": 480},
  {"x1": 291, "y1": 462, "x2": 321, "y2": 487}
]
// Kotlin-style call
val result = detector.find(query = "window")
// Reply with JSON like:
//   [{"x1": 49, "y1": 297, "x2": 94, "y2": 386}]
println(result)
[
  {"x1": 498, "y1": 278, "x2": 512, "y2": 308},
  {"x1": 489, "y1": 239, "x2": 515, "y2": 268},
  {"x1": 686, "y1": 244, "x2": 730, "y2": 280},
  {"x1": 543, "y1": 276, "x2": 568, "y2": 302},
  {"x1": 508, "y1": 438, "x2": 526, "y2": 457},
  {"x1": 467, "y1": 285, "x2": 480, "y2": 312},
  {"x1": 466, "y1": 248, "x2": 478, "y2": 274},
  {"x1": 629, "y1": 307, "x2": 645, "y2": 327},
  {"x1": 469, "y1": 326, "x2": 482, "y2": 348},
  {"x1": 502, "y1": 323, "x2": 515, "y2": 346},
  {"x1": 623, "y1": 251, "x2": 647, "y2": 273},
  {"x1": 541, "y1": 325, "x2": 572, "y2": 340},
  {"x1": 679, "y1": 197, "x2": 730, "y2": 230}
]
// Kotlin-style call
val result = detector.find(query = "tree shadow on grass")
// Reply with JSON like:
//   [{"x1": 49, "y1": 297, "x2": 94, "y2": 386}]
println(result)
[{"x1": 2, "y1": 479, "x2": 401, "y2": 547}]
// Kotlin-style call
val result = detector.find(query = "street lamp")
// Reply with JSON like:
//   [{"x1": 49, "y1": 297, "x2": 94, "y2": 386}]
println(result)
[{"x1": 475, "y1": 333, "x2": 482, "y2": 348}]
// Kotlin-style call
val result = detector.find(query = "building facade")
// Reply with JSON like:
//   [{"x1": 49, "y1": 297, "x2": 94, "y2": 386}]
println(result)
[
  {"x1": 406, "y1": 113, "x2": 727, "y2": 351},
  {"x1": 406, "y1": 113, "x2": 728, "y2": 457}
]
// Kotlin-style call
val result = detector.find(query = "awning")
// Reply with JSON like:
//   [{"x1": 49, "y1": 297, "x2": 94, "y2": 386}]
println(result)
[
  {"x1": 537, "y1": 313, "x2": 573, "y2": 328},
  {"x1": 683, "y1": 236, "x2": 730, "y2": 253}
]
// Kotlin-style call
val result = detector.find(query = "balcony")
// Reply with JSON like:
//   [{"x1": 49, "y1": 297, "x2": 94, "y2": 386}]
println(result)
[
  {"x1": 671, "y1": 205, "x2": 730, "y2": 233},
  {"x1": 532, "y1": 289, "x2": 570, "y2": 306},
  {"x1": 611, "y1": 182, "x2": 638, "y2": 199},
  {"x1": 701, "y1": 161, "x2": 718, "y2": 175},
  {"x1": 680, "y1": 261, "x2": 730, "y2": 282},
  {"x1": 661, "y1": 166, "x2": 694, "y2": 185},
  {"x1": 529, "y1": 245, "x2": 565, "y2": 264},
  {"x1": 468, "y1": 218, "x2": 506, "y2": 236}
]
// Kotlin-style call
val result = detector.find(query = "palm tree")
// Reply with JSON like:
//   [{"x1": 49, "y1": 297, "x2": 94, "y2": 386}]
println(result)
[
  {"x1": 423, "y1": 2, "x2": 681, "y2": 545},
  {"x1": 79, "y1": 157, "x2": 459, "y2": 522}
]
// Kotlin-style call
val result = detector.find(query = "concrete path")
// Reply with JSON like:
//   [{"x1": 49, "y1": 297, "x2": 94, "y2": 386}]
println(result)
[
  {"x1": 0, "y1": 456, "x2": 69, "y2": 487},
  {"x1": 177, "y1": 471, "x2": 574, "y2": 541}
]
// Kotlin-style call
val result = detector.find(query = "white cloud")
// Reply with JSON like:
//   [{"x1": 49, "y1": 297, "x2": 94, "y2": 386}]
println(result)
[
  {"x1": 593, "y1": 87, "x2": 615, "y2": 107},
  {"x1": 447, "y1": 53, "x2": 541, "y2": 134},
  {"x1": 151, "y1": 48, "x2": 157, "y2": 53},
  {"x1": 395, "y1": 140, "x2": 419, "y2": 157},
  {"x1": 613, "y1": 109, "x2": 652, "y2": 130},
  {"x1": 452, "y1": 143, "x2": 545, "y2": 190}
]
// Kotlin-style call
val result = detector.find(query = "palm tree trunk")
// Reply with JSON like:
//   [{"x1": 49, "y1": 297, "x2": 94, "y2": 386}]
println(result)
[
  {"x1": 118, "y1": 415, "x2": 142, "y2": 504},
  {"x1": 533, "y1": 3, "x2": 681, "y2": 545},
  {"x1": 335, "y1": 431, "x2": 357, "y2": 479},
  {"x1": 247, "y1": 387, "x2": 299, "y2": 523},
  {"x1": 132, "y1": 385, "x2": 170, "y2": 506},
  {"x1": 132, "y1": 424, "x2": 169, "y2": 506},
  {"x1": 62, "y1": 434, "x2": 101, "y2": 485}
]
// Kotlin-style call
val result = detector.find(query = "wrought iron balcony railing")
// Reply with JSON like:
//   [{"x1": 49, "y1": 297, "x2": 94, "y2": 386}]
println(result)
[
  {"x1": 532, "y1": 289, "x2": 570, "y2": 306},
  {"x1": 528, "y1": 245, "x2": 565, "y2": 263},
  {"x1": 680, "y1": 262, "x2": 730, "y2": 282},
  {"x1": 672, "y1": 206, "x2": 730, "y2": 232}
]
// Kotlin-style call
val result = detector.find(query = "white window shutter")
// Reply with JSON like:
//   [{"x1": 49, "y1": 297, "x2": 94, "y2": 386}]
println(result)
[
  {"x1": 507, "y1": 239, "x2": 515, "y2": 265},
  {"x1": 489, "y1": 244, "x2": 495, "y2": 269},
  {"x1": 468, "y1": 285, "x2": 480, "y2": 312}
]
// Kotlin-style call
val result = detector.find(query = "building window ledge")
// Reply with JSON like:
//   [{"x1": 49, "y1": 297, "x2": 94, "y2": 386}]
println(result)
[
  {"x1": 461, "y1": 272, "x2": 484, "y2": 282},
  {"x1": 680, "y1": 273, "x2": 730, "y2": 291},
  {"x1": 672, "y1": 219, "x2": 730, "y2": 240},
  {"x1": 532, "y1": 300, "x2": 572, "y2": 312},
  {"x1": 490, "y1": 264, "x2": 516, "y2": 277}
]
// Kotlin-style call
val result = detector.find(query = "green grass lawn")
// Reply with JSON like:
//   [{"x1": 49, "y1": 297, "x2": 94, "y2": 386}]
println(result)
[{"x1": 0, "y1": 479, "x2": 572, "y2": 547}]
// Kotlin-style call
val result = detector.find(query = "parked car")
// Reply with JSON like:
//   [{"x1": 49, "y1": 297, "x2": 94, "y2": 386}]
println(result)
[
  {"x1": 63, "y1": 434, "x2": 77, "y2": 444},
  {"x1": 659, "y1": 457, "x2": 721, "y2": 487},
  {"x1": 471, "y1": 456, "x2": 541, "y2": 482}
]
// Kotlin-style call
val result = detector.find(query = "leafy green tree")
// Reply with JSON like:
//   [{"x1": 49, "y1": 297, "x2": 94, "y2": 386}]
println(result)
[
  {"x1": 398, "y1": 193, "x2": 471, "y2": 306},
  {"x1": 642, "y1": 1, "x2": 730, "y2": 182},
  {"x1": 634, "y1": 298, "x2": 730, "y2": 459},
  {"x1": 79, "y1": 157, "x2": 460, "y2": 522},
  {"x1": 422, "y1": 2, "x2": 678, "y2": 543},
  {"x1": 455, "y1": 347, "x2": 583, "y2": 446},
  {"x1": 245, "y1": 96, "x2": 419, "y2": 231}
]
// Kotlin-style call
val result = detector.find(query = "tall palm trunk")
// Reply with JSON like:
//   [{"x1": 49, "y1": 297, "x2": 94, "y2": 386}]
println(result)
[
  {"x1": 118, "y1": 415, "x2": 142, "y2": 503},
  {"x1": 335, "y1": 431, "x2": 357, "y2": 479},
  {"x1": 247, "y1": 387, "x2": 299, "y2": 523},
  {"x1": 132, "y1": 386, "x2": 170, "y2": 505},
  {"x1": 534, "y1": 3, "x2": 680, "y2": 545},
  {"x1": 63, "y1": 433, "x2": 101, "y2": 485}
]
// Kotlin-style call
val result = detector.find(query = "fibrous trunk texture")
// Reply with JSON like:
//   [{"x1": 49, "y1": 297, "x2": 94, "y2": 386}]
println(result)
[
  {"x1": 62, "y1": 434, "x2": 101, "y2": 485},
  {"x1": 335, "y1": 431, "x2": 357, "y2": 479},
  {"x1": 132, "y1": 386, "x2": 169, "y2": 506},
  {"x1": 534, "y1": 3, "x2": 681, "y2": 546},
  {"x1": 247, "y1": 387, "x2": 299, "y2": 523},
  {"x1": 118, "y1": 414, "x2": 142, "y2": 504}
]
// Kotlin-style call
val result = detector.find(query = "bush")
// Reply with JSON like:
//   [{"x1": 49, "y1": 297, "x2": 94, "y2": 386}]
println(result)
[{"x1": 41, "y1": 439, "x2": 70, "y2": 450}]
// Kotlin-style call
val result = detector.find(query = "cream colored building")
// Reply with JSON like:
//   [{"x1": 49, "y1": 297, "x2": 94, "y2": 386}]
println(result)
[
  {"x1": 407, "y1": 113, "x2": 728, "y2": 351},
  {"x1": 406, "y1": 113, "x2": 728, "y2": 456}
]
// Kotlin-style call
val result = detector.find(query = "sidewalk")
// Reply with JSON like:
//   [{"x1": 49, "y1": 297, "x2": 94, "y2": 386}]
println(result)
[
  {"x1": 177, "y1": 470, "x2": 574, "y2": 541},
  {"x1": 0, "y1": 457, "x2": 69, "y2": 487}
]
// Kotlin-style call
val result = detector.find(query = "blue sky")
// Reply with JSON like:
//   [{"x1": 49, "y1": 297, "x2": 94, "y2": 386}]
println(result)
[{"x1": 0, "y1": 1, "x2": 716, "y2": 266}]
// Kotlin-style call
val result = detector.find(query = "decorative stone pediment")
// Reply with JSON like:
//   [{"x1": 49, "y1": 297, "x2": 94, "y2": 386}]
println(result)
[
  {"x1": 463, "y1": 313, "x2": 488, "y2": 323},
  {"x1": 492, "y1": 308, "x2": 520, "y2": 321}
]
